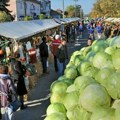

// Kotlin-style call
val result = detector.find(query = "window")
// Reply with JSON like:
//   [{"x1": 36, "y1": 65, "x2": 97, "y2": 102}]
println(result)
[{"x1": 19, "y1": 2, "x2": 23, "y2": 9}]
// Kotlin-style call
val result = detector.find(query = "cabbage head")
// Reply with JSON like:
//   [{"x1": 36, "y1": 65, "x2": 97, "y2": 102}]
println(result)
[
  {"x1": 46, "y1": 103, "x2": 66, "y2": 116},
  {"x1": 80, "y1": 83, "x2": 111, "y2": 112},
  {"x1": 64, "y1": 66, "x2": 78, "y2": 80},
  {"x1": 93, "y1": 51, "x2": 114, "y2": 69},
  {"x1": 50, "y1": 81, "x2": 68, "y2": 93},
  {"x1": 50, "y1": 92, "x2": 66, "y2": 104},
  {"x1": 115, "y1": 106, "x2": 120, "y2": 120},
  {"x1": 91, "y1": 107, "x2": 115, "y2": 120},
  {"x1": 77, "y1": 61, "x2": 92, "y2": 75},
  {"x1": 112, "y1": 49, "x2": 120, "y2": 70},
  {"x1": 63, "y1": 91, "x2": 79, "y2": 110},
  {"x1": 104, "y1": 72, "x2": 120, "y2": 99},
  {"x1": 95, "y1": 67, "x2": 114, "y2": 86},
  {"x1": 74, "y1": 76, "x2": 97, "y2": 95},
  {"x1": 66, "y1": 84, "x2": 76, "y2": 93},
  {"x1": 44, "y1": 112, "x2": 67, "y2": 120},
  {"x1": 67, "y1": 105, "x2": 91, "y2": 120}
]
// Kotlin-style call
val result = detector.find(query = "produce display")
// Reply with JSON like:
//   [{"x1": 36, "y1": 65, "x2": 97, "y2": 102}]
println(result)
[{"x1": 44, "y1": 37, "x2": 120, "y2": 120}]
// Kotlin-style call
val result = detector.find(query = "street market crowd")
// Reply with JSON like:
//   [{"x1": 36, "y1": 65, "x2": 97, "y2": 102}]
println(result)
[{"x1": 0, "y1": 18, "x2": 120, "y2": 120}]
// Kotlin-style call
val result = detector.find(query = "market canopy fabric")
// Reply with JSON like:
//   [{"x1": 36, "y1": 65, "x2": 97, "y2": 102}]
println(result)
[
  {"x1": 0, "y1": 19, "x2": 60, "y2": 40},
  {"x1": 60, "y1": 17, "x2": 80, "y2": 24},
  {"x1": 104, "y1": 18, "x2": 120, "y2": 23}
]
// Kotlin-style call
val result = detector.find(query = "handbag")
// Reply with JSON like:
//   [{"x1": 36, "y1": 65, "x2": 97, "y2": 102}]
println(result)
[{"x1": 10, "y1": 97, "x2": 22, "y2": 112}]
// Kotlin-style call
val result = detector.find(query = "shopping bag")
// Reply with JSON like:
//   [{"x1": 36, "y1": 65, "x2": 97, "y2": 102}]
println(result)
[{"x1": 10, "y1": 98, "x2": 22, "y2": 112}]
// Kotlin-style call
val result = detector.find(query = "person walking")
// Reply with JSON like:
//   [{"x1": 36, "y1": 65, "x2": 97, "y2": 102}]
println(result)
[
  {"x1": 65, "y1": 25, "x2": 70, "y2": 42},
  {"x1": 39, "y1": 36, "x2": 49, "y2": 74},
  {"x1": 0, "y1": 65, "x2": 16, "y2": 120},
  {"x1": 70, "y1": 24, "x2": 76, "y2": 42},
  {"x1": 88, "y1": 24, "x2": 94, "y2": 40},
  {"x1": 104, "y1": 24, "x2": 111, "y2": 39},
  {"x1": 51, "y1": 35, "x2": 62, "y2": 72},
  {"x1": 96, "y1": 23, "x2": 103, "y2": 39},
  {"x1": 9, "y1": 53, "x2": 27, "y2": 110},
  {"x1": 79, "y1": 22, "x2": 84, "y2": 38},
  {"x1": 56, "y1": 38, "x2": 68, "y2": 76}
]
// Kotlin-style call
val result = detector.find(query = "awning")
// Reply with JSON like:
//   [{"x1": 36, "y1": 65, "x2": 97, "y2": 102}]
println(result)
[
  {"x1": 58, "y1": 17, "x2": 80, "y2": 24},
  {"x1": 0, "y1": 19, "x2": 60, "y2": 41}
]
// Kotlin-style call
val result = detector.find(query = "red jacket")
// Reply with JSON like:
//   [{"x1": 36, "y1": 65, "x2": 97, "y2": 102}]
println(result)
[{"x1": 52, "y1": 39, "x2": 61, "y2": 55}]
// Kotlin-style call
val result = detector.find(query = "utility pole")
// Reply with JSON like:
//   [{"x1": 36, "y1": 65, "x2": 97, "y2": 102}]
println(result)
[
  {"x1": 63, "y1": 0, "x2": 64, "y2": 18},
  {"x1": 74, "y1": 0, "x2": 78, "y2": 17}
]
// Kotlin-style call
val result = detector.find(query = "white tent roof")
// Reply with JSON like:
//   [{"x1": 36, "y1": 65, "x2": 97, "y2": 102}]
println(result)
[
  {"x1": 0, "y1": 19, "x2": 60, "y2": 40},
  {"x1": 112, "y1": 18, "x2": 120, "y2": 22},
  {"x1": 59, "y1": 17, "x2": 80, "y2": 24},
  {"x1": 105, "y1": 18, "x2": 115, "y2": 22}
]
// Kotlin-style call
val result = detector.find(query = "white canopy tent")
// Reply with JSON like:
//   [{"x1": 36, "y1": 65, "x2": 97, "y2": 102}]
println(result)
[
  {"x1": 60, "y1": 17, "x2": 80, "y2": 24},
  {"x1": 105, "y1": 18, "x2": 115, "y2": 22},
  {"x1": 0, "y1": 19, "x2": 60, "y2": 41}
]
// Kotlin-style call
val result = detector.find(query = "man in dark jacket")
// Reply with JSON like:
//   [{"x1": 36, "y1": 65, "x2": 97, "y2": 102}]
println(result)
[
  {"x1": 56, "y1": 38, "x2": 68, "y2": 76},
  {"x1": 39, "y1": 36, "x2": 49, "y2": 74},
  {"x1": 10, "y1": 53, "x2": 27, "y2": 110}
]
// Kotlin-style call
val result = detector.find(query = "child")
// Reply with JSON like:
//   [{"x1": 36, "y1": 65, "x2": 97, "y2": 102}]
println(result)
[{"x1": 87, "y1": 38, "x2": 92, "y2": 46}]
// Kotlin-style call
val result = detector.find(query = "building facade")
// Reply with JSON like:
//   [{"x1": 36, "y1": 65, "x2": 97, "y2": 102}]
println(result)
[
  {"x1": 7, "y1": 0, "x2": 51, "y2": 21},
  {"x1": 38, "y1": 0, "x2": 51, "y2": 18}
]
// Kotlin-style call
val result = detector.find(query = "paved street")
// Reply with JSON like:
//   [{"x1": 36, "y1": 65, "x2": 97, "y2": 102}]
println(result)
[{"x1": 13, "y1": 30, "x2": 88, "y2": 120}]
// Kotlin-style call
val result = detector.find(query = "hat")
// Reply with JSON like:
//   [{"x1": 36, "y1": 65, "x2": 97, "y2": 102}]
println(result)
[{"x1": 55, "y1": 35, "x2": 60, "y2": 40}]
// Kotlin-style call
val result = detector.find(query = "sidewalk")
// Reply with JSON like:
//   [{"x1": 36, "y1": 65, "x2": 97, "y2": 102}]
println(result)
[
  {"x1": 13, "y1": 42, "x2": 76, "y2": 120},
  {"x1": 12, "y1": 33, "x2": 88, "y2": 120}
]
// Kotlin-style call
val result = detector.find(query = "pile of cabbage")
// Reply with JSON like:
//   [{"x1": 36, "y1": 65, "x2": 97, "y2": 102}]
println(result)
[{"x1": 44, "y1": 37, "x2": 120, "y2": 120}]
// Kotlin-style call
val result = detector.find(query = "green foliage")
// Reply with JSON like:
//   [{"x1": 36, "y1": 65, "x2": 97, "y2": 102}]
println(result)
[
  {"x1": 66, "y1": 5, "x2": 75, "y2": 17},
  {"x1": 0, "y1": 11, "x2": 11, "y2": 22},
  {"x1": 90, "y1": 0, "x2": 120, "y2": 18},
  {"x1": 24, "y1": 16, "x2": 33, "y2": 21},
  {"x1": 39, "y1": 14, "x2": 45, "y2": 19}
]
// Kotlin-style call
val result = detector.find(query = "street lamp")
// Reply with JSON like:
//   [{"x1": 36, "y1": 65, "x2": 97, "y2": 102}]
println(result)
[{"x1": 74, "y1": 0, "x2": 78, "y2": 17}]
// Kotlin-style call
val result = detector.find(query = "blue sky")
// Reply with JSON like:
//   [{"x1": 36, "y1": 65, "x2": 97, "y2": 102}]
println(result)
[{"x1": 51, "y1": 0, "x2": 96, "y2": 14}]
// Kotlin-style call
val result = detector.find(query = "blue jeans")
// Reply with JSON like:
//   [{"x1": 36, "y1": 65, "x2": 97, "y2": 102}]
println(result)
[
  {"x1": 57, "y1": 59, "x2": 66, "y2": 77},
  {"x1": 1, "y1": 107, "x2": 13, "y2": 120}
]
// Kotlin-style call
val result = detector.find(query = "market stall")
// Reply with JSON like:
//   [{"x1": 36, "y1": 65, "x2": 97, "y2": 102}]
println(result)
[{"x1": 0, "y1": 19, "x2": 61, "y2": 91}]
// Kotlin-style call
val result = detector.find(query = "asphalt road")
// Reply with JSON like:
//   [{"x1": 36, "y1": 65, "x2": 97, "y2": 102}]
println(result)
[{"x1": 13, "y1": 30, "x2": 89, "y2": 120}]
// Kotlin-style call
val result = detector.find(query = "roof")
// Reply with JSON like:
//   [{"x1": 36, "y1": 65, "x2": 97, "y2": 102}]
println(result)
[
  {"x1": 25, "y1": 0, "x2": 40, "y2": 4},
  {"x1": 0, "y1": 19, "x2": 60, "y2": 41},
  {"x1": 60, "y1": 17, "x2": 80, "y2": 24}
]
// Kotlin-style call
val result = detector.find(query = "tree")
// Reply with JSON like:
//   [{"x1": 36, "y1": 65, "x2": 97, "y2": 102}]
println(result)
[
  {"x1": 0, "y1": 11, "x2": 12, "y2": 22},
  {"x1": 39, "y1": 14, "x2": 46, "y2": 19},
  {"x1": 64, "y1": 11, "x2": 68, "y2": 18},
  {"x1": 66, "y1": 5, "x2": 75, "y2": 17},
  {"x1": 90, "y1": 0, "x2": 120, "y2": 18},
  {"x1": 24, "y1": 16, "x2": 33, "y2": 21},
  {"x1": 0, "y1": 0, "x2": 13, "y2": 22}
]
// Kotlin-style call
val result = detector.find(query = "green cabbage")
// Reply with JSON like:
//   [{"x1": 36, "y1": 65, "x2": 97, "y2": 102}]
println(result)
[
  {"x1": 74, "y1": 76, "x2": 97, "y2": 94},
  {"x1": 115, "y1": 106, "x2": 120, "y2": 120},
  {"x1": 50, "y1": 81, "x2": 68, "y2": 93},
  {"x1": 112, "y1": 49, "x2": 120, "y2": 70},
  {"x1": 95, "y1": 67, "x2": 114, "y2": 86},
  {"x1": 50, "y1": 92, "x2": 66, "y2": 104},
  {"x1": 77, "y1": 61, "x2": 92, "y2": 75},
  {"x1": 67, "y1": 105, "x2": 91, "y2": 120},
  {"x1": 92, "y1": 40, "x2": 108, "y2": 52},
  {"x1": 44, "y1": 112, "x2": 67, "y2": 120},
  {"x1": 104, "y1": 72, "x2": 120, "y2": 99},
  {"x1": 64, "y1": 66, "x2": 78, "y2": 80},
  {"x1": 80, "y1": 83, "x2": 111, "y2": 112},
  {"x1": 91, "y1": 107, "x2": 115, "y2": 120},
  {"x1": 93, "y1": 51, "x2": 114, "y2": 69},
  {"x1": 46, "y1": 103, "x2": 66, "y2": 116},
  {"x1": 66, "y1": 84, "x2": 76, "y2": 93},
  {"x1": 63, "y1": 91, "x2": 79, "y2": 110}
]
